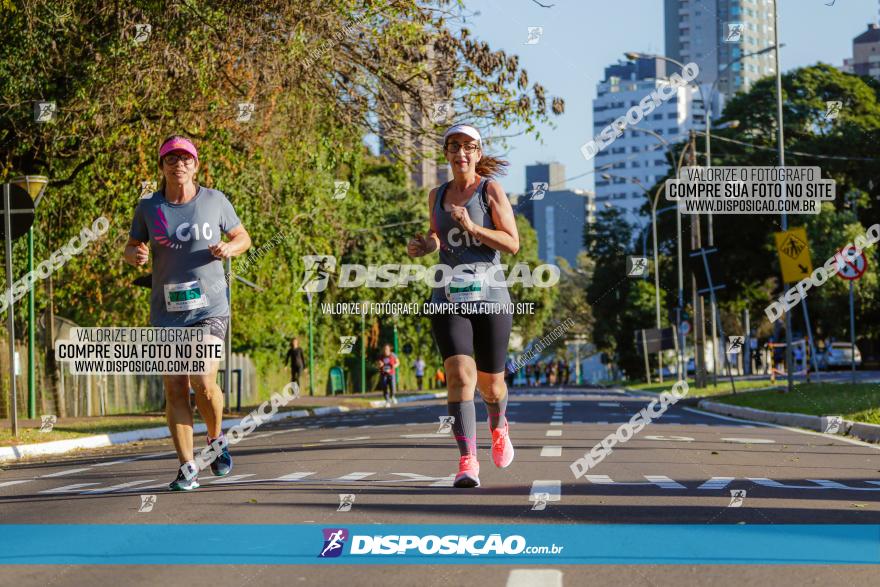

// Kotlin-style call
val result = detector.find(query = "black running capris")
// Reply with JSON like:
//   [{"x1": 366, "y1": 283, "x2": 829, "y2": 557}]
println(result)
[{"x1": 430, "y1": 311, "x2": 512, "y2": 374}]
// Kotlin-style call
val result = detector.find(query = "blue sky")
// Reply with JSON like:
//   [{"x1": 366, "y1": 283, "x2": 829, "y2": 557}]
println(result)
[{"x1": 457, "y1": 0, "x2": 878, "y2": 196}]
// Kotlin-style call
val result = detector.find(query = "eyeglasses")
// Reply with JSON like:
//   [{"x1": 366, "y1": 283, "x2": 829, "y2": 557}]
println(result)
[
  {"x1": 163, "y1": 154, "x2": 195, "y2": 165},
  {"x1": 445, "y1": 142, "x2": 480, "y2": 154}
]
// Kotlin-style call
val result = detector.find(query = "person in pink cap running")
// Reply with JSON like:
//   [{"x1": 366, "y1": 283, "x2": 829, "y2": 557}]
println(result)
[{"x1": 123, "y1": 135, "x2": 252, "y2": 491}]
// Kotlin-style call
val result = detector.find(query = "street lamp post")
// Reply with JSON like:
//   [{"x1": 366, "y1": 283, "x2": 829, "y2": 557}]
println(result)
[
  {"x1": 625, "y1": 48, "x2": 776, "y2": 384},
  {"x1": 11, "y1": 176, "x2": 48, "y2": 420},
  {"x1": 602, "y1": 172, "x2": 671, "y2": 382},
  {"x1": 772, "y1": 1, "x2": 793, "y2": 394}
]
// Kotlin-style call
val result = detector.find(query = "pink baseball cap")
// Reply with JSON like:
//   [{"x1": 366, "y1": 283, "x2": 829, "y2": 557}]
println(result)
[{"x1": 158, "y1": 136, "x2": 198, "y2": 161}]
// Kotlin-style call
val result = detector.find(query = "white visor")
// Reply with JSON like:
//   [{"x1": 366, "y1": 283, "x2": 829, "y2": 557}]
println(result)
[{"x1": 443, "y1": 124, "x2": 482, "y2": 146}]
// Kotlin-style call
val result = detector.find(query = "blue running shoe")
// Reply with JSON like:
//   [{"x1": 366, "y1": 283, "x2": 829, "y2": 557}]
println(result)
[
  {"x1": 210, "y1": 442, "x2": 233, "y2": 477},
  {"x1": 169, "y1": 467, "x2": 200, "y2": 491}
]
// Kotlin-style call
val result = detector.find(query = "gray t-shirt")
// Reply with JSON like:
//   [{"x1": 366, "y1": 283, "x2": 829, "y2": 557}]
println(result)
[
  {"x1": 430, "y1": 178, "x2": 511, "y2": 306},
  {"x1": 130, "y1": 186, "x2": 241, "y2": 327}
]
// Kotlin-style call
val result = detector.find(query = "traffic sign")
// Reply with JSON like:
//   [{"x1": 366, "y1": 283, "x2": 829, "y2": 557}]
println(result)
[
  {"x1": 836, "y1": 248, "x2": 867, "y2": 281},
  {"x1": 0, "y1": 183, "x2": 35, "y2": 241},
  {"x1": 774, "y1": 227, "x2": 813, "y2": 283},
  {"x1": 679, "y1": 321, "x2": 691, "y2": 336}
]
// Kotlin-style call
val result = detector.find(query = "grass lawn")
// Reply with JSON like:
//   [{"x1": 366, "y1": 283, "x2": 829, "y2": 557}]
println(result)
[
  {"x1": 716, "y1": 382, "x2": 880, "y2": 425},
  {"x1": 0, "y1": 415, "x2": 170, "y2": 447},
  {"x1": 0, "y1": 402, "x2": 325, "y2": 447},
  {"x1": 627, "y1": 378, "x2": 778, "y2": 398},
  {"x1": 0, "y1": 391, "x2": 444, "y2": 447}
]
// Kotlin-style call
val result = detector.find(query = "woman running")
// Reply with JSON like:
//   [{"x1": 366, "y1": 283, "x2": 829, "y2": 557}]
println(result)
[
  {"x1": 407, "y1": 124, "x2": 519, "y2": 488},
  {"x1": 124, "y1": 135, "x2": 252, "y2": 491}
]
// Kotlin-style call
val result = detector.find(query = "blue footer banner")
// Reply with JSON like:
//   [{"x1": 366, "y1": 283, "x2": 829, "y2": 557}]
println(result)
[{"x1": 1, "y1": 524, "x2": 879, "y2": 564}]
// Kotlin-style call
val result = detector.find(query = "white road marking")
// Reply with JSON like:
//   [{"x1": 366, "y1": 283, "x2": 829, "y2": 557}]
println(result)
[
  {"x1": 550, "y1": 422, "x2": 563, "y2": 426},
  {"x1": 0, "y1": 480, "x2": 31, "y2": 489},
  {"x1": 596, "y1": 421, "x2": 608, "y2": 425},
  {"x1": 529, "y1": 480, "x2": 561, "y2": 502},
  {"x1": 698, "y1": 477, "x2": 735, "y2": 490},
  {"x1": 207, "y1": 474, "x2": 257, "y2": 484},
  {"x1": 681, "y1": 407, "x2": 880, "y2": 453},
  {"x1": 721, "y1": 437, "x2": 775, "y2": 444},
  {"x1": 584, "y1": 475, "x2": 685, "y2": 489},
  {"x1": 40, "y1": 468, "x2": 92, "y2": 478},
  {"x1": 319, "y1": 436, "x2": 370, "y2": 443},
  {"x1": 273, "y1": 472, "x2": 316, "y2": 482},
  {"x1": 540, "y1": 446, "x2": 562, "y2": 457},
  {"x1": 333, "y1": 472, "x2": 375, "y2": 481},
  {"x1": 92, "y1": 458, "x2": 137, "y2": 467},
  {"x1": 506, "y1": 569, "x2": 563, "y2": 587},
  {"x1": 644, "y1": 435, "x2": 694, "y2": 442},
  {"x1": 82, "y1": 479, "x2": 157, "y2": 494},
  {"x1": 749, "y1": 477, "x2": 880, "y2": 491},
  {"x1": 598, "y1": 402, "x2": 620, "y2": 407},
  {"x1": 401, "y1": 433, "x2": 448, "y2": 438},
  {"x1": 545, "y1": 430, "x2": 562, "y2": 437},
  {"x1": 643, "y1": 475, "x2": 687, "y2": 489},
  {"x1": 39, "y1": 483, "x2": 101, "y2": 494},
  {"x1": 91, "y1": 450, "x2": 176, "y2": 467},
  {"x1": 381, "y1": 473, "x2": 455, "y2": 487}
]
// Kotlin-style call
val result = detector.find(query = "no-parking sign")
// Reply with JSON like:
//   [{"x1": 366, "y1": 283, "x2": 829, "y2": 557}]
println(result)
[{"x1": 836, "y1": 248, "x2": 867, "y2": 281}]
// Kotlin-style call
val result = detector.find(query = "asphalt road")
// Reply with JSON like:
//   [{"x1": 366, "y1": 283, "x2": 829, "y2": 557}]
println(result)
[{"x1": 1, "y1": 384, "x2": 879, "y2": 586}]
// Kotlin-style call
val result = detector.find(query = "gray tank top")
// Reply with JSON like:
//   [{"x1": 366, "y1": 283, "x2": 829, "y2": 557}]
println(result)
[{"x1": 430, "y1": 178, "x2": 510, "y2": 305}]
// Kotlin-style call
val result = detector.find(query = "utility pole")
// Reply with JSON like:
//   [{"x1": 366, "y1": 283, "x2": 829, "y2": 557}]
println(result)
[
  {"x1": 688, "y1": 131, "x2": 707, "y2": 388},
  {"x1": 773, "y1": 0, "x2": 793, "y2": 394}
]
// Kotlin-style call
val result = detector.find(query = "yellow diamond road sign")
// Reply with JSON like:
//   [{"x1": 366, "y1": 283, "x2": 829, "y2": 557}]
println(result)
[{"x1": 774, "y1": 227, "x2": 813, "y2": 283}]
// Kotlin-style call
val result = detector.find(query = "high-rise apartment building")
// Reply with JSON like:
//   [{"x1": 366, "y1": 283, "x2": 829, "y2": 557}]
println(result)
[{"x1": 665, "y1": 0, "x2": 777, "y2": 96}]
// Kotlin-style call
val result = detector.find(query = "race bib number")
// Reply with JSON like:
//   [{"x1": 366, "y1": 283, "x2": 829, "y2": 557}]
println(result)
[
  {"x1": 445, "y1": 272, "x2": 487, "y2": 303},
  {"x1": 163, "y1": 280, "x2": 209, "y2": 312}
]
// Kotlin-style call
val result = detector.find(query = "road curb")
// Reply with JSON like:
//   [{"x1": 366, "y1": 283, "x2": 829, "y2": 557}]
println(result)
[
  {"x1": 0, "y1": 393, "x2": 447, "y2": 463},
  {"x1": 697, "y1": 399, "x2": 880, "y2": 443},
  {"x1": 368, "y1": 392, "x2": 447, "y2": 408}
]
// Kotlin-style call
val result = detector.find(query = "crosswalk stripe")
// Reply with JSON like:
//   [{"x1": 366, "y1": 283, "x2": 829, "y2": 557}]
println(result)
[
  {"x1": 82, "y1": 480, "x2": 158, "y2": 494},
  {"x1": 545, "y1": 430, "x2": 562, "y2": 437},
  {"x1": 506, "y1": 570, "x2": 563, "y2": 587},
  {"x1": 0, "y1": 480, "x2": 31, "y2": 489},
  {"x1": 40, "y1": 468, "x2": 92, "y2": 478},
  {"x1": 529, "y1": 480, "x2": 561, "y2": 502},
  {"x1": 273, "y1": 472, "x2": 316, "y2": 482},
  {"x1": 643, "y1": 475, "x2": 687, "y2": 489},
  {"x1": 540, "y1": 446, "x2": 562, "y2": 457},
  {"x1": 207, "y1": 474, "x2": 256, "y2": 484},
  {"x1": 698, "y1": 477, "x2": 735, "y2": 490},
  {"x1": 333, "y1": 472, "x2": 375, "y2": 481},
  {"x1": 39, "y1": 483, "x2": 101, "y2": 494}
]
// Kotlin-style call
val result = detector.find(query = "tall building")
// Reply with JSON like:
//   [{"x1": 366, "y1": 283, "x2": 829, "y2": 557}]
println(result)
[
  {"x1": 843, "y1": 23, "x2": 880, "y2": 80},
  {"x1": 378, "y1": 41, "x2": 454, "y2": 189},
  {"x1": 520, "y1": 163, "x2": 595, "y2": 267},
  {"x1": 665, "y1": 0, "x2": 777, "y2": 97},
  {"x1": 591, "y1": 57, "x2": 718, "y2": 234},
  {"x1": 525, "y1": 162, "x2": 566, "y2": 194}
]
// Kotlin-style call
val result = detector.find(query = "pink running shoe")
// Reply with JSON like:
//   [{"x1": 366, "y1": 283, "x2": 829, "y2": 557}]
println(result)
[
  {"x1": 453, "y1": 455, "x2": 480, "y2": 488},
  {"x1": 491, "y1": 420, "x2": 515, "y2": 468}
]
